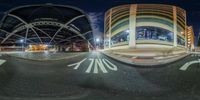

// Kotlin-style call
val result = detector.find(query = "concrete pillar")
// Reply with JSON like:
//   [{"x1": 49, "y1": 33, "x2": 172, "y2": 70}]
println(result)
[
  {"x1": 184, "y1": 12, "x2": 187, "y2": 49},
  {"x1": 173, "y1": 6, "x2": 177, "y2": 47},
  {"x1": 129, "y1": 4, "x2": 137, "y2": 48},
  {"x1": 108, "y1": 9, "x2": 112, "y2": 48}
]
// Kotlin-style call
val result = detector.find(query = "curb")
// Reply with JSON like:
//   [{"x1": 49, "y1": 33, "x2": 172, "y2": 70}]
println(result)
[{"x1": 101, "y1": 52, "x2": 190, "y2": 68}]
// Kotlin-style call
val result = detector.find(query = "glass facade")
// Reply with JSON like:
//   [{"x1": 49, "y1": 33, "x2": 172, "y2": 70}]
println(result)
[
  {"x1": 136, "y1": 26, "x2": 173, "y2": 42},
  {"x1": 111, "y1": 30, "x2": 129, "y2": 46},
  {"x1": 136, "y1": 18, "x2": 173, "y2": 28},
  {"x1": 177, "y1": 35, "x2": 185, "y2": 46},
  {"x1": 111, "y1": 20, "x2": 129, "y2": 33},
  {"x1": 177, "y1": 25, "x2": 185, "y2": 46}
]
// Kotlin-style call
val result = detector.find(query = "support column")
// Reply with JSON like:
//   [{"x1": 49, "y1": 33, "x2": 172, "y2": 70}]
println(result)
[
  {"x1": 184, "y1": 12, "x2": 187, "y2": 49},
  {"x1": 173, "y1": 6, "x2": 177, "y2": 47},
  {"x1": 108, "y1": 9, "x2": 112, "y2": 49},
  {"x1": 129, "y1": 4, "x2": 137, "y2": 48}
]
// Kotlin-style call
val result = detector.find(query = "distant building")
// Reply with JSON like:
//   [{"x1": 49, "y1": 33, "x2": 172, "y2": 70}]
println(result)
[{"x1": 186, "y1": 26, "x2": 195, "y2": 50}]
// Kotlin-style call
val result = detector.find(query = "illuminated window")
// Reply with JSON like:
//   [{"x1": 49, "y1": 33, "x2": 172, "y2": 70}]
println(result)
[{"x1": 136, "y1": 26, "x2": 173, "y2": 42}]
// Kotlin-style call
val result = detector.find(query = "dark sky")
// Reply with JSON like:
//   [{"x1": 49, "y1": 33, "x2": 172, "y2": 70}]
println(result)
[{"x1": 0, "y1": 0, "x2": 199, "y2": 44}]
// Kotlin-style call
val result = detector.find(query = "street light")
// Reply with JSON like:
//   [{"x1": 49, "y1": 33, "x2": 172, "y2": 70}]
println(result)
[
  {"x1": 20, "y1": 39, "x2": 24, "y2": 52},
  {"x1": 125, "y1": 30, "x2": 130, "y2": 33},
  {"x1": 96, "y1": 38, "x2": 100, "y2": 43},
  {"x1": 20, "y1": 39, "x2": 24, "y2": 43},
  {"x1": 95, "y1": 38, "x2": 100, "y2": 50}
]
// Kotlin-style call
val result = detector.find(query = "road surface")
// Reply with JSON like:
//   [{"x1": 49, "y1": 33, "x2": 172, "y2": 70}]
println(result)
[{"x1": 0, "y1": 51, "x2": 200, "y2": 100}]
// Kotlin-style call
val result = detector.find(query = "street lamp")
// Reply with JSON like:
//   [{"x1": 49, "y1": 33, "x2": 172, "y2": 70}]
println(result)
[
  {"x1": 95, "y1": 38, "x2": 100, "y2": 50},
  {"x1": 20, "y1": 39, "x2": 24, "y2": 43},
  {"x1": 20, "y1": 39, "x2": 24, "y2": 52},
  {"x1": 96, "y1": 38, "x2": 100, "y2": 43},
  {"x1": 125, "y1": 30, "x2": 130, "y2": 33}
]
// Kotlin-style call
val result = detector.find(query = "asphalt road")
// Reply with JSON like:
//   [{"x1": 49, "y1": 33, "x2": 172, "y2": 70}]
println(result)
[{"x1": 0, "y1": 51, "x2": 200, "y2": 100}]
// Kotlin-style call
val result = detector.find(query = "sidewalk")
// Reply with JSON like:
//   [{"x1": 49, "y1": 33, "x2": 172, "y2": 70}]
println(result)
[{"x1": 102, "y1": 49, "x2": 189, "y2": 67}]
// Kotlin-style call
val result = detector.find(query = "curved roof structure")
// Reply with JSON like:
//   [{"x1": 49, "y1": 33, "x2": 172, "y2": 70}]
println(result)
[{"x1": 0, "y1": 4, "x2": 94, "y2": 46}]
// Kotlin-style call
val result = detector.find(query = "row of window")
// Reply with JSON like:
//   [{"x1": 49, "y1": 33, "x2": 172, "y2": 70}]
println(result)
[
  {"x1": 105, "y1": 26, "x2": 185, "y2": 47},
  {"x1": 110, "y1": 16, "x2": 180, "y2": 35}
]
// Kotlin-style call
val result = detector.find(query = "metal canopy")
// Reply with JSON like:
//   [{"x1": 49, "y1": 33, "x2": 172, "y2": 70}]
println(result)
[{"x1": 0, "y1": 4, "x2": 94, "y2": 46}]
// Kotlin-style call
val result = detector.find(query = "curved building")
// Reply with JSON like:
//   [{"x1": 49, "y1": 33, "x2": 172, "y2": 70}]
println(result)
[
  {"x1": 0, "y1": 4, "x2": 94, "y2": 51},
  {"x1": 104, "y1": 4, "x2": 187, "y2": 50}
]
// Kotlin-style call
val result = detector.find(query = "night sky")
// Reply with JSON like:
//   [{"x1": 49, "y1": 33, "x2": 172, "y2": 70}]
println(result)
[{"x1": 0, "y1": 0, "x2": 199, "y2": 45}]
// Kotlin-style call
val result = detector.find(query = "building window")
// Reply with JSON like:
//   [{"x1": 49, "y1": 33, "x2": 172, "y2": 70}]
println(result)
[
  {"x1": 136, "y1": 17, "x2": 173, "y2": 28},
  {"x1": 111, "y1": 30, "x2": 129, "y2": 46},
  {"x1": 111, "y1": 20, "x2": 129, "y2": 33},
  {"x1": 177, "y1": 35, "x2": 185, "y2": 46},
  {"x1": 136, "y1": 26, "x2": 173, "y2": 42}
]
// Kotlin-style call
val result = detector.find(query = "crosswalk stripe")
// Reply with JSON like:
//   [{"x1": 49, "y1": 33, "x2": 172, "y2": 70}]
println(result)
[{"x1": 0, "y1": 59, "x2": 6, "y2": 66}]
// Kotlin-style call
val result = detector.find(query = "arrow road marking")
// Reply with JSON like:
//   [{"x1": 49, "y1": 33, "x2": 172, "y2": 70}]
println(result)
[
  {"x1": 179, "y1": 59, "x2": 200, "y2": 71},
  {"x1": 0, "y1": 59, "x2": 6, "y2": 66},
  {"x1": 67, "y1": 58, "x2": 87, "y2": 69}
]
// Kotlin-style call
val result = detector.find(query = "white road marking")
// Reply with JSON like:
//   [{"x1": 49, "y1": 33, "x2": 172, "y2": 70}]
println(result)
[
  {"x1": 68, "y1": 58, "x2": 118, "y2": 74},
  {"x1": 102, "y1": 59, "x2": 117, "y2": 71},
  {"x1": 179, "y1": 59, "x2": 200, "y2": 71},
  {"x1": 0, "y1": 59, "x2": 6, "y2": 66},
  {"x1": 94, "y1": 59, "x2": 108, "y2": 73},
  {"x1": 85, "y1": 59, "x2": 94, "y2": 73},
  {"x1": 67, "y1": 58, "x2": 87, "y2": 69}
]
